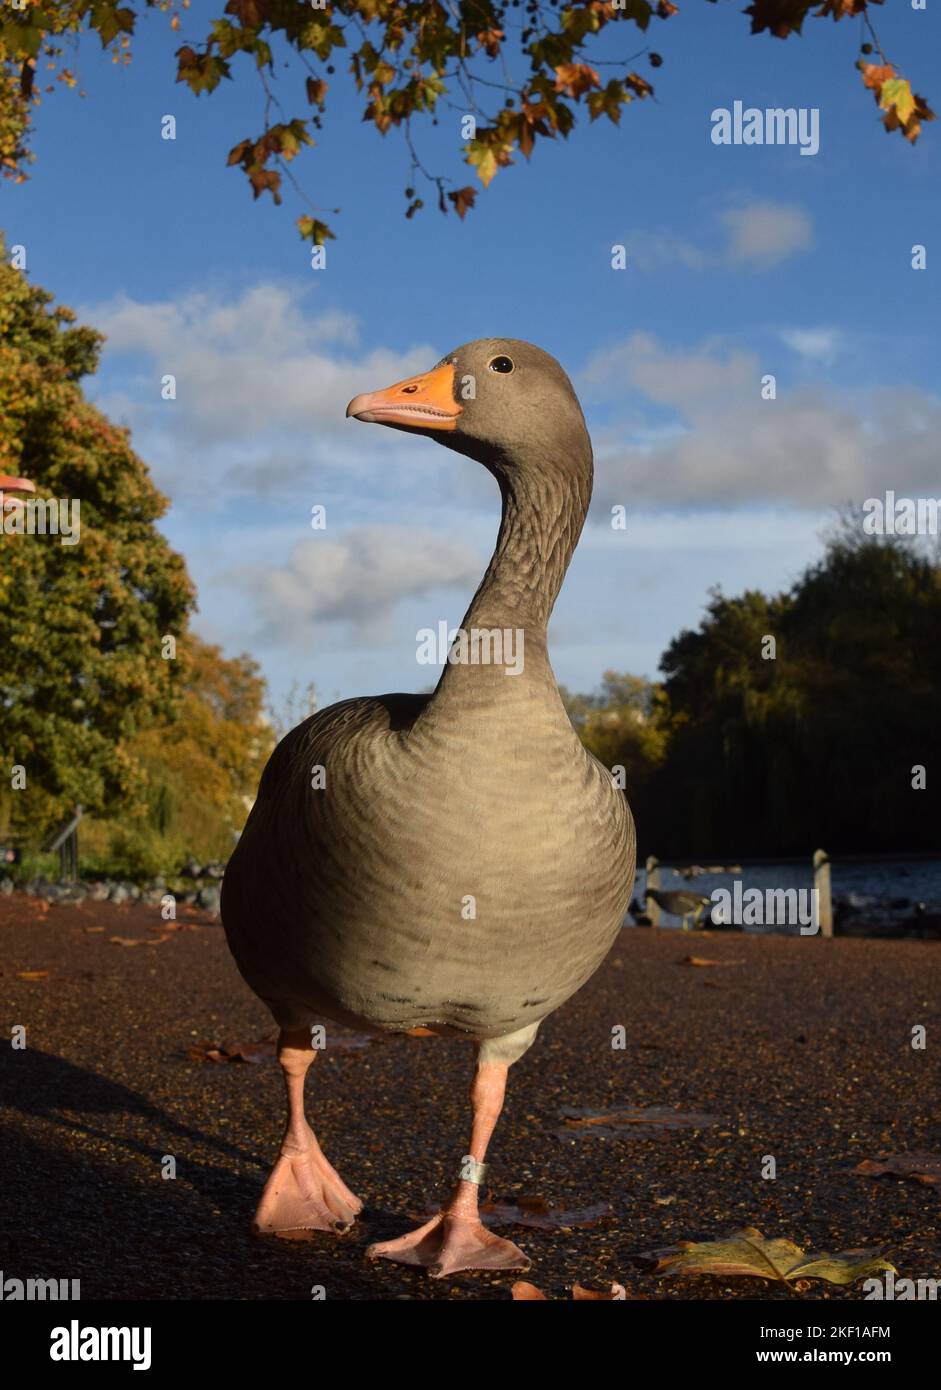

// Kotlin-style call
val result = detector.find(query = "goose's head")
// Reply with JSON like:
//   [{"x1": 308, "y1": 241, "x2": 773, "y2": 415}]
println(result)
[{"x1": 346, "y1": 338, "x2": 591, "y2": 481}]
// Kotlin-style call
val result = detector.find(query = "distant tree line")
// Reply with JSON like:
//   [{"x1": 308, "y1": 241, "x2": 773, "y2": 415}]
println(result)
[{"x1": 564, "y1": 525, "x2": 941, "y2": 858}]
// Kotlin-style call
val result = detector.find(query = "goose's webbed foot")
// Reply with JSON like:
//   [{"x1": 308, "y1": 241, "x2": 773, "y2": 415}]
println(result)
[
  {"x1": 254, "y1": 1136, "x2": 362, "y2": 1235},
  {"x1": 367, "y1": 1211, "x2": 529, "y2": 1277}
]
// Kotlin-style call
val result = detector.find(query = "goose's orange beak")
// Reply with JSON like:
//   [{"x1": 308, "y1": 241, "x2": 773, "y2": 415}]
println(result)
[{"x1": 346, "y1": 362, "x2": 461, "y2": 432}]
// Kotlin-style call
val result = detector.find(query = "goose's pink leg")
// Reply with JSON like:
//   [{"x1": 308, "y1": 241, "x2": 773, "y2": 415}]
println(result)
[
  {"x1": 253, "y1": 1028, "x2": 362, "y2": 1235},
  {"x1": 367, "y1": 1059, "x2": 530, "y2": 1277}
]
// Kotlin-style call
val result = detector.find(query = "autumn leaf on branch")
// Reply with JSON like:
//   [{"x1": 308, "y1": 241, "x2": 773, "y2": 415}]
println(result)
[
  {"x1": 296, "y1": 215, "x2": 335, "y2": 246},
  {"x1": 0, "y1": 0, "x2": 931, "y2": 237},
  {"x1": 644, "y1": 1227, "x2": 896, "y2": 1289},
  {"x1": 447, "y1": 185, "x2": 477, "y2": 220},
  {"x1": 859, "y1": 61, "x2": 935, "y2": 143},
  {"x1": 554, "y1": 63, "x2": 602, "y2": 101}
]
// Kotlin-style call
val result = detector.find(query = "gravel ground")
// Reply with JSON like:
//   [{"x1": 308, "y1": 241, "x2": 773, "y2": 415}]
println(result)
[{"x1": 1, "y1": 894, "x2": 939, "y2": 1301}]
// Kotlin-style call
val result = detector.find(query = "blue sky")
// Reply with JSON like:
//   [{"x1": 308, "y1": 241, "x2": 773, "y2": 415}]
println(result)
[{"x1": 4, "y1": 0, "x2": 939, "y2": 712}]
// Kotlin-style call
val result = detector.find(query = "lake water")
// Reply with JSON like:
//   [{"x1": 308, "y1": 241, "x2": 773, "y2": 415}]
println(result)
[{"x1": 631, "y1": 857, "x2": 941, "y2": 930}]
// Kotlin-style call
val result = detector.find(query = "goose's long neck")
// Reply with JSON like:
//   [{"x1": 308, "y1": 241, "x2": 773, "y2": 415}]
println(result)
[
  {"x1": 429, "y1": 450, "x2": 592, "y2": 710},
  {"x1": 467, "y1": 466, "x2": 590, "y2": 635}
]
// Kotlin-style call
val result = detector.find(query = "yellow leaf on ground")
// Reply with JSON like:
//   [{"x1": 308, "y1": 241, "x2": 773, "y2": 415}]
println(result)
[{"x1": 646, "y1": 1227, "x2": 896, "y2": 1287}]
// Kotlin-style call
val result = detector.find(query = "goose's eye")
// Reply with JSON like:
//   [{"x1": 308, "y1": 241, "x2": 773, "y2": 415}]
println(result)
[{"x1": 488, "y1": 355, "x2": 514, "y2": 374}]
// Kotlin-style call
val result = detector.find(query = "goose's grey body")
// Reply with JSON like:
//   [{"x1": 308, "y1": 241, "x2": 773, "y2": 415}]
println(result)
[
  {"x1": 224, "y1": 672, "x2": 632, "y2": 1049},
  {"x1": 222, "y1": 340, "x2": 635, "y2": 1273}
]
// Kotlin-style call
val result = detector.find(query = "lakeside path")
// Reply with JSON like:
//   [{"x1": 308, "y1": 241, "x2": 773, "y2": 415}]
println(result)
[{"x1": 1, "y1": 895, "x2": 939, "y2": 1301}]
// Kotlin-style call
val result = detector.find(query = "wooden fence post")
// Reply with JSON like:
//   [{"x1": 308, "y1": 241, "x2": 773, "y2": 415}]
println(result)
[
  {"x1": 645, "y1": 855, "x2": 661, "y2": 927},
  {"x1": 813, "y1": 848, "x2": 833, "y2": 938}
]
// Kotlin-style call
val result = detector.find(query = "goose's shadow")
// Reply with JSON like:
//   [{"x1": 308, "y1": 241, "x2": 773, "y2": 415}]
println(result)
[{"x1": 2, "y1": 1046, "x2": 418, "y2": 1236}]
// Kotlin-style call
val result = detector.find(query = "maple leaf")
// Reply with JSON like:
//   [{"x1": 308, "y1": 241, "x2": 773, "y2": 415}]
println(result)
[
  {"x1": 657, "y1": 1, "x2": 679, "y2": 16},
  {"x1": 466, "y1": 136, "x2": 513, "y2": 187},
  {"x1": 554, "y1": 63, "x2": 601, "y2": 100},
  {"x1": 225, "y1": 0, "x2": 271, "y2": 27},
  {"x1": 305, "y1": 77, "x2": 328, "y2": 107},
  {"x1": 645, "y1": 1228, "x2": 896, "y2": 1288},
  {"x1": 879, "y1": 78, "x2": 915, "y2": 127},
  {"x1": 447, "y1": 185, "x2": 477, "y2": 220},
  {"x1": 624, "y1": 71, "x2": 654, "y2": 98},
  {"x1": 854, "y1": 1152, "x2": 941, "y2": 1190},
  {"x1": 588, "y1": 80, "x2": 628, "y2": 125},
  {"x1": 476, "y1": 28, "x2": 505, "y2": 59},
  {"x1": 744, "y1": 0, "x2": 811, "y2": 39},
  {"x1": 860, "y1": 61, "x2": 896, "y2": 92},
  {"x1": 248, "y1": 165, "x2": 281, "y2": 203},
  {"x1": 296, "y1": 216, "x2": 335, "y2": 246}
]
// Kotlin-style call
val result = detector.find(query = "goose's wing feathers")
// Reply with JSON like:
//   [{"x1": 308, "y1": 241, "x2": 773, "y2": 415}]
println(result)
[{"x1": 255, "y1": 693, "x2": 430, "y2": 805}]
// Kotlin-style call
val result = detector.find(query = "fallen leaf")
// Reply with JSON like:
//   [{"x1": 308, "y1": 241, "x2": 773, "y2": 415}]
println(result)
[
  {"x1": 511, "y1": 1281, "x2": 547, "y2": 1300},
  {"x1": 84, "y1": 926, "x2": 105, "y2": 934},
  {"x1": 680, "y1": 955, "x2": 745, "y2": 967},
  {"x1": 481, "y1": 1196, "x2": 611, "y2": 1230},
  {"x1": 109, "y1": 935, "x2": 171, "y2": 947},
  {"x1": 644, "y1": 1227, "x2": 895, "y2": 1287},
  {"x1": 854, "y1": 1152, "x2": 941, "y2": 1190},
  {"x1": 511, "y1": 1279, "x2": 636, "y2": 1300},
  {"x1": 17, "y1": 969, "x2": 48, "y2": 980},
  {"x1": 554, "y1": 1104, "x2": 721, "y2": 1141}
]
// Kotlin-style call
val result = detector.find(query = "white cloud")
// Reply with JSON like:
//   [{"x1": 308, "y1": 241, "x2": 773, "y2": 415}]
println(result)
[
  {"x1": 82, "y1": 283, "x2": 436, "y2": 449},
  {"x1": 583, "y1": 332, "x2": 941, "y2": 508},
  {"x1": 779, "y1": 326, "x2": 843, "y2": 363},
  {"x1": 228, "y1": 526, "x2": 483, "y2": 648},
  {"x1": 582, "y1": 331, "x2": 757, "y2": 410},
  {"x1": 625, "y1": 199, "x2": 813, "y2": 273},
  {"x1": 593, "y1": 385, "x2": 941, "y2": 509},
  {"x1": 719, "y1": 201, "x2": 813, "y2": 266}
]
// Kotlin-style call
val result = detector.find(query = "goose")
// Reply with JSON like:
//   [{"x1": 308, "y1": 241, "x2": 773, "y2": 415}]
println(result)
[
  {"x1": 644, "y1": 887, "x2": 712, "y2": 930},
  {"x1": 221, "y1": 339, "x2": 635, "y2": 1277}
]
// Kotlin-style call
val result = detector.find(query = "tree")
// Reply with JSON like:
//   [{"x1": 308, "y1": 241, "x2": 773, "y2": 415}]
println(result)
[
  {"x1": 0, "y1": 240, "x2": 195, "y2": 842},
  {"x1": 562, "y1": 669, "x2": 671, "y2": 795},
  {"x1": 0, "y1": 1, "x2": 932, "y2": 243},
  {"x1": 94, "y1": 634, "x2": 273, "y2": 875},
  {"x1": 644, "y1": 525, "x2": 941, "y2": 856}
]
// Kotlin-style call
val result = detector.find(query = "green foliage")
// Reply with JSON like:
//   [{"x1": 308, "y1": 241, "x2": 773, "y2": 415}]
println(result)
[
  {"x1": 0, "y1": 247, "x2": 272, "y2": 877},
  {"x1": 0, "y1": 1, "x2": 929, "y2": 241},
  {"x1": 562, "y1": 670, "x2": 671, "y2": 797},
  {"x1": 0, "y1": 239, "x2": 195, "y2": 840}
]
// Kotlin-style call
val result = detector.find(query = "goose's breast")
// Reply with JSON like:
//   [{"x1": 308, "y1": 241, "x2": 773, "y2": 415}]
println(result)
[{"x1": 301, "y1": 730, "x2": 635, "y2": 1035}]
